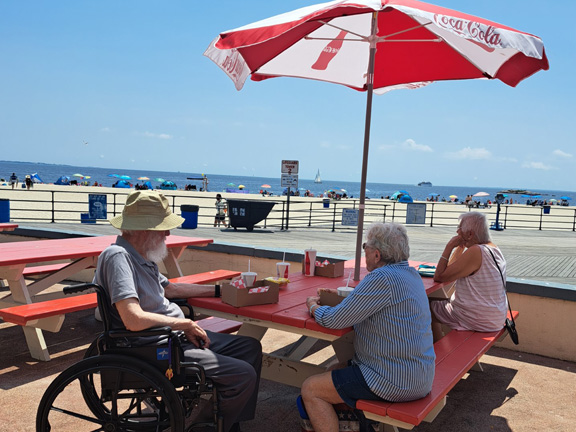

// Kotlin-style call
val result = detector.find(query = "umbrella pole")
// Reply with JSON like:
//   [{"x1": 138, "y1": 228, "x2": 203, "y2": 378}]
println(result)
[{"x1": 354, "y1": 12, "x2": 378, "y2": 282}]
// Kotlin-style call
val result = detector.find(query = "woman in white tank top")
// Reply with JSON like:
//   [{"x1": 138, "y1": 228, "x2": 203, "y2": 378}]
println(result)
[{"x1": 430, "y1": 212, "x2": 507, "y2": 341}]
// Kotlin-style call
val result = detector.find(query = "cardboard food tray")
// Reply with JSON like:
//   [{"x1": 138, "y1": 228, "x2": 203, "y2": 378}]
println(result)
[
  {"x1": 301, "y1": 259, "x2": 345, "y2": 278},
  {"x1": 318, "y1": 289, "x2": 345, "y2": 307},
  {"x1": 221, "y1": 280, "x2": 279, "y2": 307}
]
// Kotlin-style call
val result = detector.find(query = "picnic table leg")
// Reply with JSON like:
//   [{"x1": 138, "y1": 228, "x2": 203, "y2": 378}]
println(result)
[
  {"x1": 332, "y1": 331, "x2": 355, "y2": 363},
  {"x1": 285, "y1": 336, "x2": 318, "y2": 360},
  {"x1": 22, "y1": 326, "x2": 51, "y2": 361},
  {"x1": 236, "y1": 323, "x2": 267, "y2": 340},
  {"x1": 162, "y1": 249, "x2": 184, "y2": 278}
]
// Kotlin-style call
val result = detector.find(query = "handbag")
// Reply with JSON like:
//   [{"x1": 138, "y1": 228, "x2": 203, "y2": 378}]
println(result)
[{"x1": 487, "y1": 247, "x2": 519, "y2": 345}]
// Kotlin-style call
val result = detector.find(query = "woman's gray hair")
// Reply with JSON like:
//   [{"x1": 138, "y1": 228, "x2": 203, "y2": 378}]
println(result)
[
  {"x1": 459, "y1": 212, "x2": 492, "y2": 244},
  {"x1": 365, "y1": 222, "x2": 410, "y2": 264}
]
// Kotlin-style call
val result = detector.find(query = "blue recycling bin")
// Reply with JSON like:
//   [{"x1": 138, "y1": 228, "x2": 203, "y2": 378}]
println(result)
[
  {"x1": 0, "y1": 199, "x2": 9, "y2": 222},
  {"x1": 323, "y1": 198, "x2": 330, "y2": 208},
  {"x1": 543, "y1": 205, "x2": 550, "y2": 214},
  {"x1": 181, "y1": 204, "x2": 199, "y2": 229}
]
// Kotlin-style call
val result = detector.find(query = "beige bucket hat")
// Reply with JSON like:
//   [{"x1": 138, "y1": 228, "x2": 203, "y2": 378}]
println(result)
[{"x1": 110, "y1": 190, "x2": 185, "y2": 231}]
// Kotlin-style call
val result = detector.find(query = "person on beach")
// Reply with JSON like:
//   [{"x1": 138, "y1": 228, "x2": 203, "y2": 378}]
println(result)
[
  {"x1": 25, "y1": 175, "x2": 33, "y2": 190},
  {"x1": 430, "y1": 211, "x2": 507, "y2": 341},
  {"x1": 9, "y1": 173, "x2": 18, "y2": 189},
  {"x1": 94, "y1": 190, "x2": 261, "y2": 432},
  {"x1": 302, "y1": 222, "x2": 435, "y2": 432},
  {"x1": 214, "y1": 193, "x2": 228, "y2": 227}
]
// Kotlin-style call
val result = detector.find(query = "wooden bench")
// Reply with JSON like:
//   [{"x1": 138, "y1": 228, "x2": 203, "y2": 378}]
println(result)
[
  {"x1": 356, "y1": 310, "x2": 519, "y2": 432},
  {"x1": 0, "y1": 269, "x2": 242, "y2": 333}
]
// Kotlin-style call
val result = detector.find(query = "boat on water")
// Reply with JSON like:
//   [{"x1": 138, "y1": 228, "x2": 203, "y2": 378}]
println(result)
[
  {"x1": 418, "y1": 181, "x2": 432, "y2": 187},
  {"x1": 314, "y1": 169, "x2": 322, "y2": 184}
]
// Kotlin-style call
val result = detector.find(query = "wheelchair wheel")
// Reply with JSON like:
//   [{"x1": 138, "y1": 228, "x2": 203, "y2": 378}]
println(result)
[{"x1": 37, "y1": 354, "x2": 185, "y2": 432}]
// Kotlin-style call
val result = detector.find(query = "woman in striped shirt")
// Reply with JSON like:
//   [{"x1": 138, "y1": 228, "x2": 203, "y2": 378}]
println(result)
[
  {"x1": 431, "y1": 212, "x2": 507, "y2": 341},
  {"x1": 302, "y1": 222, "x2": 435, "y2": 432}
]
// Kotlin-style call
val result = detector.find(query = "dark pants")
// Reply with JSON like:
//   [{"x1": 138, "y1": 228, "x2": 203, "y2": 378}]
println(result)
[{"x1": 182, "y1": 331, "x2": 262, "y2": 432}]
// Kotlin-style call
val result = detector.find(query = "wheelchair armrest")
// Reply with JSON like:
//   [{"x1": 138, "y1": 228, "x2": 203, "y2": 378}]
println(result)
[
  {"x1": 108, "y1": 326, "x2": 174, "y2": 339},
  {"x1": 171, "y1": 298, "x2": 194, "y2": 319}
]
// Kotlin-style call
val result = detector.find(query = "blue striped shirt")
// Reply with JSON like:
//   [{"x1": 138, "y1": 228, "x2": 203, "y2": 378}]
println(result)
[{"x1": 315, "y1": 262, "x2": 435, "y2": 402}]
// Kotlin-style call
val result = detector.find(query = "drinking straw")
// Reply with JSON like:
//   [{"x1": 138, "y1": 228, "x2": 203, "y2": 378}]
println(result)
[
  {"x1": 346, "y1": 271, "x2": 352, "y2": 288},
  {"x1": 283, "y1": 252, "x2": 286, "y2": 262},
  {"x1": 248, "y1": 260, "x2": 251, "y2": 272}
]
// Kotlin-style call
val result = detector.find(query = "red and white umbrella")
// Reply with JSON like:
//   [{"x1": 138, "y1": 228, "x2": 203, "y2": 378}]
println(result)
[{"x1": 205, "y1": 0, "x2": 548, "y2": 280}]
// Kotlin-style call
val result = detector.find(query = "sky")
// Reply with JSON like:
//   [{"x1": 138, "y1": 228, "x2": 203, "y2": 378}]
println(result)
[{"x1": 0, "y1": 0, "x2": 574, "y2": 191}]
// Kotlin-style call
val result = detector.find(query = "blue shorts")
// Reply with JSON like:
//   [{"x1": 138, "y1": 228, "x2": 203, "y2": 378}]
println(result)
[{"x1": 331, "y1": 364, "x2": 382, "y2": 408}]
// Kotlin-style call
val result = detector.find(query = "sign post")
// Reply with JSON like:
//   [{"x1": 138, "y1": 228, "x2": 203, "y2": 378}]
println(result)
[{"x1": 281, "y1": 160, "x2": 299, "y2": 230}]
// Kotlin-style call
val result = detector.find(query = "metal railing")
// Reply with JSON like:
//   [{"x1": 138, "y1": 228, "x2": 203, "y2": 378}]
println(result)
[{"x1": 1, "y1": 189, "x2": 575, "y2": 232}]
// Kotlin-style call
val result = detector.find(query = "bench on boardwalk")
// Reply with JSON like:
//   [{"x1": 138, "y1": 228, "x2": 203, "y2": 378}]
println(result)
[
  {"x1": 0, "y1": 269, "x2": 242, "y2": 334},
  {"x1": 0, "y1": 223, "x2": 18, "y2": 232},
  {"x1": 356, "y1": 310, "x2": 519, "y2": 432}
]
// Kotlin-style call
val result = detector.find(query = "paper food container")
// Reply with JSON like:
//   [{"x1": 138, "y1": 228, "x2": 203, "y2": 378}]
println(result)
[
  {"x1": 302, "y1": 259, "x2": 345, "y2": 278},
  {"x1": 318, "y1": 289, "x2": 345, "y2": 307},
  {"x1": 221, "y1": 280, "x2": 279, "y2": 307}
]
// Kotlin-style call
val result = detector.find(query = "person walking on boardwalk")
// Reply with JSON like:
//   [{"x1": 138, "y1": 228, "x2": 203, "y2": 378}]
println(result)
[{"x1": 214, "y1": 193, "x2": 228, "y2": 227}]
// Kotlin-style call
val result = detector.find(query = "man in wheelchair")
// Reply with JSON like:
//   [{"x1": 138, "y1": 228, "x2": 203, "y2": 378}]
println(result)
[{"x1": 94, "y1": 190, "x2": 262, "y2": 432}]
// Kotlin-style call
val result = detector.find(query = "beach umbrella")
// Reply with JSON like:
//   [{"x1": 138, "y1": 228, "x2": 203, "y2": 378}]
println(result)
[
  {"x1": 119, "y1": 175, "x2": 131, "y2": 180},
  {"x1": 261, "y1": 184, "x2": 272, "y2": 188},
  {"x1": 72, "y1": 173, "x2": 85, "y2": 178},
  {"x1": 473, "y1": 191, "x2": 490, "y2": 197},
  {"x1": 154, "y1": 178, "x2": 165, "y2": 183},
  {"x1": 137, "y1": 176, "x2": 150, "y2": 181},
  {"x1": 238, "y1": 185, "x2": 246, "y2": 189},
  {"x1": 560, "y1": 196, "x2": 571, "y2": 200},
  {"x1": 449, "y1": 195, "x2": 458, "y2": 199},
  {"x1": 205, "y1": 0, "x2": 548, "y2": 280},
  {"x1": 108, "y1": 174, "x2": 120, "y2": 178}
]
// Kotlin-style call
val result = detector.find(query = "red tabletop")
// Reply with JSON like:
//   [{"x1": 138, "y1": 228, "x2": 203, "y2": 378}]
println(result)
[
  {"x1": 0, "y1": 234, "x2": 213, "y2": 267},
  {"x1": 189, "y1": 260, "x2": 449, "y2": 338}
]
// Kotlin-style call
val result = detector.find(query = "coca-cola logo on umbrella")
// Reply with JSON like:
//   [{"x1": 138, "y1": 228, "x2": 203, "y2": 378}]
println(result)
[
  {"x1": 311, "y1": 30, "x2": 348, "y2": 71},
  {"x1": 434, "y1": 14, "x2": 502, "y2": 51}
]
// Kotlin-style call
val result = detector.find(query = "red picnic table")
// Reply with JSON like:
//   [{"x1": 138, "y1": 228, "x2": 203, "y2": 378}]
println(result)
[
  {"x1": 0, "y1": 234, "x2": 213, "y2": 361},
  {"x1": 0, "y1": 223, "x2": 18, "y2": 232},
  {"x1": 188, "y1": 259, "x2": 451, "y2": 387}
]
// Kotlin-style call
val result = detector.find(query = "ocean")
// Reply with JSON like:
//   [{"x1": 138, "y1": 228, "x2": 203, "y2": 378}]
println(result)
[{"x1": 1, "y1": 160, "x2": 574, "y2": 204}]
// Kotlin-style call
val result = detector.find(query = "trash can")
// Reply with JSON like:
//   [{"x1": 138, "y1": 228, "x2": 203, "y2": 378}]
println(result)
[
  {"x1": 80, "y1": 213, "x2": 96, "y2": 224},
  {"x1": 543, "y1": 205, "x2": 551, "y2": 215},
  {"x1": 0, "y1": 199, "x2": 9, "y2": 222},
  {"x1": 227, "y1": 199, "x2": 275, "y2": 231},
  {"x1": 323, "y1": 198, "x2": 330, "y2": 208},
  {"x1": 181, "y1": 204, "x2": 199, "y2": 229}
]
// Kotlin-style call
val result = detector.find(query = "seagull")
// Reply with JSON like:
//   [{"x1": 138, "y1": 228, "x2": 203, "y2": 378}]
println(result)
[{"x1": 84, "y1": 141, "x2": 88, "y2": 145}]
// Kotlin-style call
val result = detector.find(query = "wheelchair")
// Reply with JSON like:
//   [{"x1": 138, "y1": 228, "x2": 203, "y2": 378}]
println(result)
[{"x1": 36, "y1": 283, "x2": 223, "y2": 431}]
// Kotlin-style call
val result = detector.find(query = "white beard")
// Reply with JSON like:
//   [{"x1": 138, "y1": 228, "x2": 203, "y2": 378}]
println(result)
[{"x1": 144, "y1": 233, "x2": 168, "y2": 263}]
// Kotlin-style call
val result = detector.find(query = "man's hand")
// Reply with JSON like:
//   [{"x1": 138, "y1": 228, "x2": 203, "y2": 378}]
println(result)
[
  {"x1": 306, "y1": 296, "x2": 320, "y2": 311},
  {"x1": 184, "y1": 320, "x2": 211, "y2": 349}
]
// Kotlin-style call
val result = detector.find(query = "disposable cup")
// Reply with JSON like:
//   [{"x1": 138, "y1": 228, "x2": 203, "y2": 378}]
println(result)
[
  {"x1": 241, "y1": 272, "x2": 258, "y2": 288},
  {"x1": 304, "y1": 249, "x2": 317, "y2": 276},
  {"x1": 276, "y1": 262, "x2": 291, "y2": 279},
  {"x1": 337, "y1": 286, "x2": 354, "y2": 297}
]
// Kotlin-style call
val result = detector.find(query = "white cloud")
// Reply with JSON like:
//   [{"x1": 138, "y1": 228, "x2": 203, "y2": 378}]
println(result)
[
  {"x1": 401, "y1": 139, "x2": 433, "y2": 152},
  {"x1": 377, "y1": 139, "x2": 431, "y2": 152},
  {"x1": 552, "y1": 149, "x2": 573, "y2": 158},
  {"x1": 446, "y1": 147, "x2": 492, "y2": 160},
  {"x1": 139, "y1": 131, "x2": 173, "y2": 140},
  {"x1": 522, "y1": 161, "x2": 555, "y2": 170}
]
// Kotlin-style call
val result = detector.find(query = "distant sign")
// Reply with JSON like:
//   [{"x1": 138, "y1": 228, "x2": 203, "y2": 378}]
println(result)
[
  {"x1": 406, "y1": 203, "x2": 426, "y2": 224},
  {"x1": 281, "y1": 160, "x2": 299, "y2": 174},
  {"x1": 89, "y1": 194, "x2": 107, "y2": 219},
  {"x1": 281, "y1": 174, "x2": 299, "y2": 188},
  {"x1": 342, "y1": 208, "x2": 359, "y2": 226}
]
